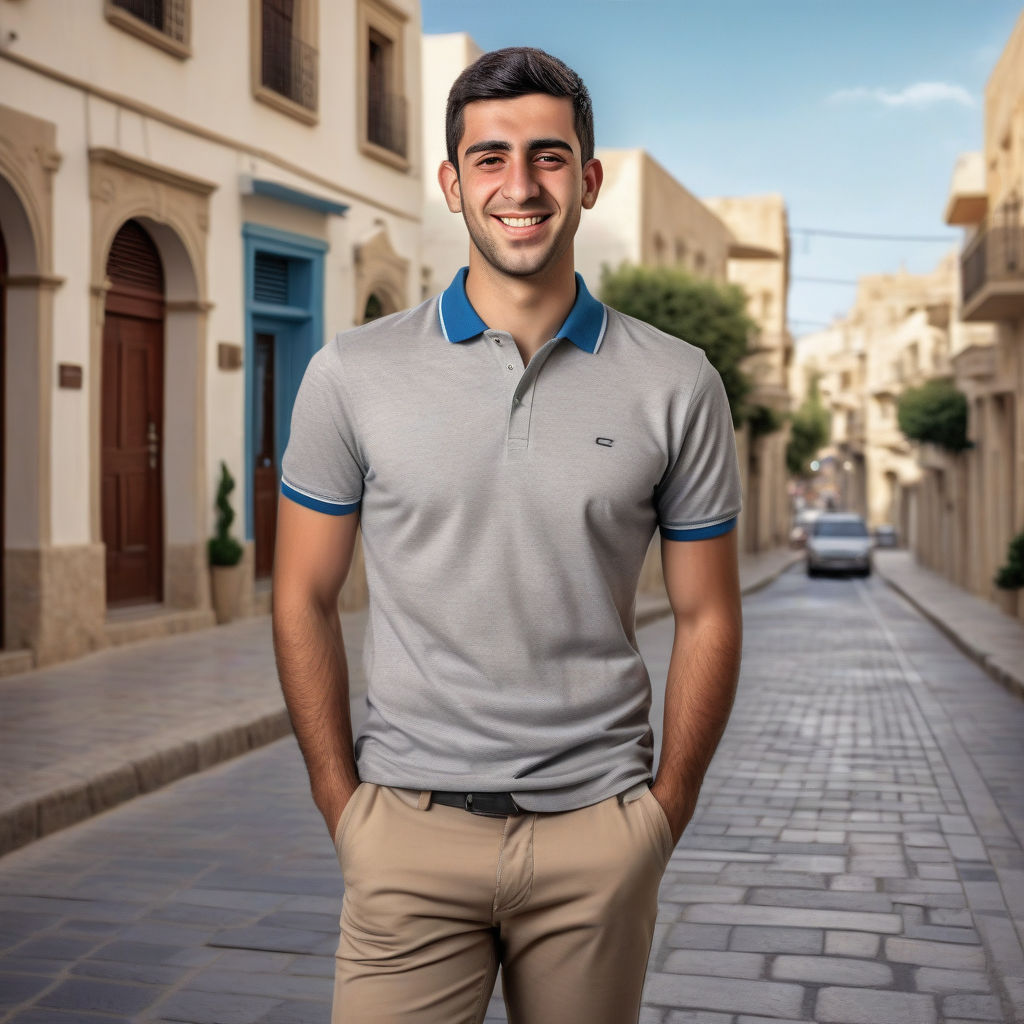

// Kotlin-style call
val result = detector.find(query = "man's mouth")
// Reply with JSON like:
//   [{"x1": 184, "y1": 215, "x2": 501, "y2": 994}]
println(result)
[{"x1": 496, "y1": 215, "x2": 550, "y2": 227}]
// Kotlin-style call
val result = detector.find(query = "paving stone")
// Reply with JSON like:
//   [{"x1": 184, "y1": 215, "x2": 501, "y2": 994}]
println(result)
[
  {"x1": 684, "y1": 903, "x2": 902, "y2": 933},
  {"x1": 662, "y1": 949, "x2": 764, "y2": 980},
  {"x1": 941, "y1": 993, "x2": 1003, "y2": 1020},
  {"x1": 70, "y1": 959, "x2": 187, "y2": 986},
  {"x1": 772, "y1": 954, "x2": 891, "y2": 986},
  {"x1": 38, "y1": 977, "x2": 161, "y2": 1015},
  {"x1": 829, "y1": 875, "x2": 879, "y2": 892},
  {"x1": 816, "y1": 987, "x2": 936, "y2": 1024},
  {"x1": 914, "y1": 967, "x2": 991, "y2": 993},
  {"x1": 747, "y1": 886, "x2": 892, "y2": 912},
  {"x1": 824, "y1": 931, "x2": 880, "y2": 957},
  {"x1": 903, "y1": 923, "x2": 981, "y2": 944},
  {"x1": 643, "y1": 973, "x2": 804, "y2": 1018},
  {"x1": 948, "y1": 835, "x2": 988, "y2": 861},
  {"x1": 147, "y1": 989, "x2": 281, "y2": 1024},
  {"x1": 0, "y1": 973, "x2": 55, "y2": 1008},
  {"x1": 664, "y1": 1013, "x2": 732, "y2": 1024},
  {"x1": 729, "y1": 925, "x2": 822, "y2": 955},
  {"x1": 187, "y1": 967, "x2": 332, "y2": 1000},
  {"x1": 927, "y1": 907, "x2": 974, "y2": 927},
  {"x1": 664, "y1": 924, "x2": 731, "y2": 951},
  {"x1": 660, "y1": 884, "x2": 747, "y2": 904},
  {"x1": 885, "y1": 937, "x2": 987, "y2": 970}
]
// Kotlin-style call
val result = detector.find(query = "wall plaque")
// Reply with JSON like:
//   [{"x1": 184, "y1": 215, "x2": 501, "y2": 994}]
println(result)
[{"x1": 58, "y1": 363, "x2": 83, "y2": 389}]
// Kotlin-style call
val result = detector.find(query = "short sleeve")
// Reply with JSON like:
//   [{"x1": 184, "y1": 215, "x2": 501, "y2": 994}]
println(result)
[
  {"x1": 280, "y1": 341, "x2": 364, "y2": 516},
  {"x1": 656, "y1": 354, "x2": 742, "y2": 541}
]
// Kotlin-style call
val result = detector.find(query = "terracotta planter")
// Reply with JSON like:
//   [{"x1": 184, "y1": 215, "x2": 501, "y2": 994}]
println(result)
[{"x1": 210, "y1": 564, "x2": 243, "y2": 624}]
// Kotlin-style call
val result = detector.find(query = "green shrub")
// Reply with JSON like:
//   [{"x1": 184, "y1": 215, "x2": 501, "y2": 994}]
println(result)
[
  {"x1": 996, "y1": 531, "x2": 1024, "y2": 590},
  {"x1": 208, "y1": 461, "x2": 244, "y2": 567},
  {"x1": 786, "y1": 376, "x2": 830, "y2": 476},
  {"x1": 600, "y1": 263, "x2": 752, "y2": 425},
  {"x1": 897, "y1": 379, "x2": 970, "y2": 453}
]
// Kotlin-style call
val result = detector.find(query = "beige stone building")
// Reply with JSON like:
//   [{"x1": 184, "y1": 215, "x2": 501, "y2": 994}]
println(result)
[
  {"x1": 790, "y1": 258, "x2": 960, "y2": 534},
  {"x1": 421, "y1": 33, "x2": 793, "y2": 566},
  {"x1": 705, "y1": 196, "x2": 792, "y2": 552},
  {"x1": 0, "y1": 0, "x2": 423, "y2": 670},
  {"x1": 926, "y1": 8, "x2": 1024, "y2": 619}
]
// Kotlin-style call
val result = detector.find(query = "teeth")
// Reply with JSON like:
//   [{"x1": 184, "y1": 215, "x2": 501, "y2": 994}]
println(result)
[{"x1": 500, "y1": 216, "x2": 545, "y2": 227}]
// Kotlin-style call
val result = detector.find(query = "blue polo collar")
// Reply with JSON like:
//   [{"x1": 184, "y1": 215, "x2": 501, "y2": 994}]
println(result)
[{"x1": 438, "y1": 267, "x2": 608, "y2": 354}]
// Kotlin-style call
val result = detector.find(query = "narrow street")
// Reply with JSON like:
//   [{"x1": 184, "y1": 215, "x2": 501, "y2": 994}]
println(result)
[{"x1": 1, "y1": 567, "x2": 1022, "y2": 1024}]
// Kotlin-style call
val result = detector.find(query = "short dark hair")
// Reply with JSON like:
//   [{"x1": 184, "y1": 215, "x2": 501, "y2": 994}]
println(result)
[{"x1": 445, "y1": 47, "x2": 595, "y2": 168}]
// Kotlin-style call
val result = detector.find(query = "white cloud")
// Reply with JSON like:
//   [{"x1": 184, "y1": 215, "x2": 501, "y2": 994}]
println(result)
[{"x1": 828, "y1": 81, "x2": 975, "y2": 109}]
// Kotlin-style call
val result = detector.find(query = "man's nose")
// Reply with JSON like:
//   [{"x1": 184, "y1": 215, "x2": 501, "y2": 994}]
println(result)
[{"x1": 501, "y1": 157, "x2": 541, "y2": 204}]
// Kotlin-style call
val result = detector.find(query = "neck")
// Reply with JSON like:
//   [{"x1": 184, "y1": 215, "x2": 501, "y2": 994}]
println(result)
[{"x1": 464, "y1": 249, "x2": 578, "y2": 364}]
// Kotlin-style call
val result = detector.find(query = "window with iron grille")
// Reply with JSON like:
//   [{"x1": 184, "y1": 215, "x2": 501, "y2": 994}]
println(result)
[
  {"x1": 261, "y1": 0, "x2": 318, "y2": 112},
  {"x1": 367, "y1": 32, "x2": 406, "y2": 157},
  {"x1": 110, "y1": 0, "x2": 187, "y2": 43}
]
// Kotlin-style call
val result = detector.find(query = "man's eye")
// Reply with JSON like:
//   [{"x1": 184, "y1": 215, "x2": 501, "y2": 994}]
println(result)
[
  {"x1": 536, "y1": 154, "x2": 565, "y2": 164},
  {"x1": 477, "y1": 156, "x2": 503, "y2": 166}
]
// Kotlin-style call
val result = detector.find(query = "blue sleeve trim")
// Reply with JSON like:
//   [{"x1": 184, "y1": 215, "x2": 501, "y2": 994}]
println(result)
[
  {"x1": 660, "y1": 516, "x2": 738, "y2": 542},
  {"x1": 281, "y1": 481, "x2": 360, "y2": 516}
]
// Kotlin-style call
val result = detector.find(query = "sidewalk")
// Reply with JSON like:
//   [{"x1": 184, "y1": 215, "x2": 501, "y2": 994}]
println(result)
[
  {"x1": 0, "y1": 548, "x2": 801, "y2": 858},
  {"x1": 874, "y1": 548, "x2": 1024, "y2": 701}
]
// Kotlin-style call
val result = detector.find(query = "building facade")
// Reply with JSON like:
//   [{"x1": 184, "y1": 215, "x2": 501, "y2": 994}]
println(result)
[
  {"x1": 0, "y1": 0, "x2": 423, "y2": 669},
  {"x1": 928, "y1": 9, "x2": 1024, "y2": 619}
]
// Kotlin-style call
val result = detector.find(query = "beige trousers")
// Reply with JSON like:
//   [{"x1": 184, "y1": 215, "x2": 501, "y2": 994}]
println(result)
[{"x1": 331, "y1": 782, "x2": 674, "y2": 1024}]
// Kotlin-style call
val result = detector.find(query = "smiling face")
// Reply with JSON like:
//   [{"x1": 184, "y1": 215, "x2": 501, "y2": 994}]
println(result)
[{"x1": 438, "y1": 93, "x2": 602, "y2": 282}]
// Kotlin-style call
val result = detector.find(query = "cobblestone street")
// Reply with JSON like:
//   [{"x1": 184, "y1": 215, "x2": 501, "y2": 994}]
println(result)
[{"x1": 1, "y1": 567, "x2": 1022, "y2": 1023}]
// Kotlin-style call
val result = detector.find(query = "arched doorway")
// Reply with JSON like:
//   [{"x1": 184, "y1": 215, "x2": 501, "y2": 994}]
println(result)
[{"x1": 102, "y1": 220, "x2": 165, "y2": 606}]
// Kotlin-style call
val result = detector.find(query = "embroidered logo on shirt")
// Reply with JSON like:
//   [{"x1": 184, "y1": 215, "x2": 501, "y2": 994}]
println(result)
[{"x1": 595, "y1": 437, "x2": 614, "y2": 447}]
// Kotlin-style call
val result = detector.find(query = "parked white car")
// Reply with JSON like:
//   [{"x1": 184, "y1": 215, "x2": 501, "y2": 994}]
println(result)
[{"x1": 806, "y1": 513, "x2": 873, "y2": 577}]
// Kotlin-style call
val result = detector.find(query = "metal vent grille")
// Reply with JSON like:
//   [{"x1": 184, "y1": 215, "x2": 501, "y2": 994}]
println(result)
[
  {"x1": 254, "y1": 253, "x2": 290, "y2": 304},
  {"x1": 106, "y1": 220, "x2": 164, "y2": 294}
]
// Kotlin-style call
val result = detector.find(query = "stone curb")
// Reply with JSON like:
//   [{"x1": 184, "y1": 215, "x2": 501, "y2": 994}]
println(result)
[
  {"x1": 0, "y1": 709, "x2": 292, "y2": 858},
  {"x1": 876, "y1": 566, "x2": 1024, "y2": 703}
]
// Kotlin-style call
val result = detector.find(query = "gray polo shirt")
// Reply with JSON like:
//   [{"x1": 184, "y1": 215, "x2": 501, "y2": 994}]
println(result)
[{"x1": 281, "y1": 268, "x2": 741, "y2": 811}]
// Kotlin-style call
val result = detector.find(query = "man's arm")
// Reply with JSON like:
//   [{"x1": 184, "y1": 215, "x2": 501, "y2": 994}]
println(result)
[
  {"x1": 272, "y1": 494, "x2": 362, "y2": 838},
  {"x1": 650, "y1": 528, "x2": 743, "y2": 844}
]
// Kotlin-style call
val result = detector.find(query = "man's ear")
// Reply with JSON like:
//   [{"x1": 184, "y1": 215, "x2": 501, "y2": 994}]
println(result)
[
  {"x1": 438, "y1": 161, "x2": 462, "y2": 213},
  {"x1": 581, "y1": 157, "x2": 603, "y2": 210}
]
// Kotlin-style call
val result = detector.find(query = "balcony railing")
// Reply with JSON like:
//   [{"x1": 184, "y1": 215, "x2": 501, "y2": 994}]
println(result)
[
  {"x1": 368, "y1": 92, "x2": 408, "y2": 158},
  {"x1": 961, "y1": 196, "x2": 1023, "y2": 318},
  {"x1": 262, "y1": 29, "x2": 318, "y2": 112},
  {"x1": 112, "y1": 0, "x2": 187, "y2": 41}
]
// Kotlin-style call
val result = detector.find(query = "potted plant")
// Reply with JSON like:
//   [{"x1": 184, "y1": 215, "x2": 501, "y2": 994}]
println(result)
[
  {"x1": 209, "y1": 461, "x2": 245, "y2": 624},
  {"x1": 995, "y1": 530, "x2": 1024, "y2": 617}
]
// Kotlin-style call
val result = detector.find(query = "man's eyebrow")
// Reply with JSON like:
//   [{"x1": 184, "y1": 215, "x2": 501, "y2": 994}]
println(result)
[{"x1": 462, "y1": 138, "x2": 575, "y2": 157}]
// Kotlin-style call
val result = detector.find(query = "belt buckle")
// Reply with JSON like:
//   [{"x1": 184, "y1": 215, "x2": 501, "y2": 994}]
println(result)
[{"x1": 465, "y1": 792, "x2": 519, "y2": 818}]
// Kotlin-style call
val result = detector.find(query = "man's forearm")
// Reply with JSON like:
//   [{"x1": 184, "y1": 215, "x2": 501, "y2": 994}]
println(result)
[
  {"x1": 273, "y1": 599, "x2": 360, "y2": 830},
  {"x1": 652, "y1": 613, "x2": 742, "y2": 839}
]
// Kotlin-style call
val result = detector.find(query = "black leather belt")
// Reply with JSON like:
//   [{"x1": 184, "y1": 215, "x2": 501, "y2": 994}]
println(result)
[{"x1": 431, "y1": 791, "x2": 521, "y2": 817}]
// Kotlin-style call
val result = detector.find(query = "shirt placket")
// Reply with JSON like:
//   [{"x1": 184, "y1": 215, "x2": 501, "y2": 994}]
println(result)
[{"x1": 484, "y1": 331, "x2": 561, "y2": 459}]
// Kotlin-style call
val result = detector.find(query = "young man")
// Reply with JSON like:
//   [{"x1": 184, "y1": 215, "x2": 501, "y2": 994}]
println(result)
[{"x1": 273, "y1": 47, "x2": 742, "y2": 1024}]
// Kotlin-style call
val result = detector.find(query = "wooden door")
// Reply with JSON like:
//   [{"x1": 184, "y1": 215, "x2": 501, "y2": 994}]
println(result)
[
  {"x1": 102, "y1": 221, "x2": 165, "y2": 606},
  {"x1": 253, "y1": 332, "x2": 278, "y2": 579},
  {"x1": 0, "y1": 225, "x2": 6, "y2": 641}
]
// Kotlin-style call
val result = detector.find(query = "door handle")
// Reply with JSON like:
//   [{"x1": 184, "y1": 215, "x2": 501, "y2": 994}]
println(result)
[{"x1": 147, "y1": 421, "x2": 159, "y2": 470}]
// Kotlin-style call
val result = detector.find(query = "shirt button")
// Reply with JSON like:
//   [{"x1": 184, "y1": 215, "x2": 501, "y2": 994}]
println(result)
[
  {"x1": 506, "y1": 364, "x2": 514, "y2": 371},
  {"x1": 494, "y1": 338, "x2": 502, "y2": 345}
]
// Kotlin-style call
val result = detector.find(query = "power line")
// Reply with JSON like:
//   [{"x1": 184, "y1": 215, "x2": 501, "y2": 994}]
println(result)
[
  {"x1": 792, "y1": 275, "x2": 860, "y2": 286},
  {"x1": 790, "y1": 227, "x2": 958, "y2": 243}
]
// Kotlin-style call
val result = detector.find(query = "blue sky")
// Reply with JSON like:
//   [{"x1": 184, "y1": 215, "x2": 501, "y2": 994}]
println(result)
[{"x1": 421, "y1": 1, "x2": 1022, "y2": 337}]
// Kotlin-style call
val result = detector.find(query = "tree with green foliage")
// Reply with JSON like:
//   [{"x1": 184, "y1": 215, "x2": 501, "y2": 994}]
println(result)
[
  {"x1": 599, "y1": 264, "x2": 753, "y2": 425},
  {"x1": 208, "y1": 461, "x2": 244, "y2": 567},
  {"x1": 897, "y1": 378, "x2": 970, "y2": 453},
  {"x1": 996, "y1": 531, "x2": 1024, "y2": 590},
  {"x1": 786, "y1": 375, "x2": 830, "y2": 477}
]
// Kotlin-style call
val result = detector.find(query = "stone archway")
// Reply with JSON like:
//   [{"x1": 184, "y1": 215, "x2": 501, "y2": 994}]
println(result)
[
  {"x1": 0, "y1": 105, "x2": 61, "y2": 661},
  {"x1": 89, "y1": 149, "x2": 216, "y2": 617},
  {"x1": 354, "y1": 226, "x2": 408, "y2": 325}
]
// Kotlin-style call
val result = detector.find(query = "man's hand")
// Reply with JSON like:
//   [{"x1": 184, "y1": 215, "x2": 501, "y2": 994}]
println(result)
[
  {"x1": 649, "y1": 778, "x2": 697, "y2": 846},
  {"x1": 652, "y1": 529, "x2": 742, "y2": 847}
]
